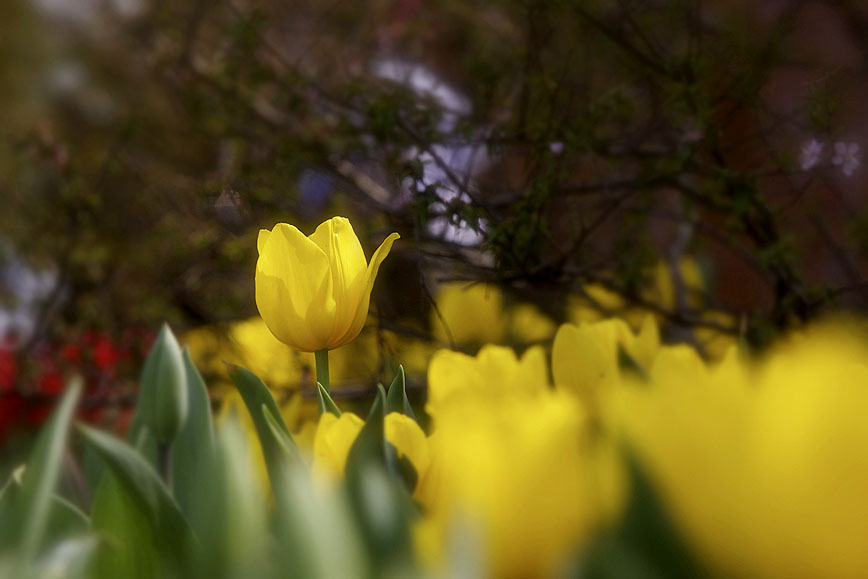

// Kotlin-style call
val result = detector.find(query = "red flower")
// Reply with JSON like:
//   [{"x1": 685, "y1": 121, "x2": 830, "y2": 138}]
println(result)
[
  {"x1": 93, "y1": 336, "x2": 121, "y2": 375},
  {"x1": 60, "y1": 344, "x2": 81, "y2": 364},
  {"x1": 0, "y1": 351, "x2": 17, "y2": 392},
  {"x1": 38, "y1": 371, "x2": 64, "y2": 395}
]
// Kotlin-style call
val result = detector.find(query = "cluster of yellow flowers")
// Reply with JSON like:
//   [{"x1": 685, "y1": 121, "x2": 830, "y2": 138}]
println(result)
[
  {"x1": 309, "y1": 314, "x2": 868, "y2": 578},
  {"x1": 210, "y1": 217, "x2": 868, "y2": 578}
]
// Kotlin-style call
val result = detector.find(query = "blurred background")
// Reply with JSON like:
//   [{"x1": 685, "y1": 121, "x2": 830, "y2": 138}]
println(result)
[{"x1": 3, "y1": 0, "x2": 868, "y2": 442}]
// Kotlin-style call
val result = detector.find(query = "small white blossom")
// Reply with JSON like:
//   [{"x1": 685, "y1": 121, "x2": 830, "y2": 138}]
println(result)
[
  {"x1": 549, "y1": 141, "x2": 564, "y2": 155},
  {"x1": 832, "y1": 141, "x2": 860, "y2": 177},
  {"x1": 800, "y1": 139, "x2": 823, "y2": 171}
]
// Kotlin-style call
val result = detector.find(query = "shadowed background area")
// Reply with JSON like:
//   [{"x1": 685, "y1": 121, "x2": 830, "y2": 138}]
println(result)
[{"x1": 3, "y1": 0, "x2": 868, "y2": 418}]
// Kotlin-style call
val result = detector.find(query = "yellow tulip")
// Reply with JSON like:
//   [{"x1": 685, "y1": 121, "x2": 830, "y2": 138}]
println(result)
[
  {"x1": 255, "y1": 217, "x2": 399, "y2": 352},
  {"x1": 568, "y1": 284, "x2": 646, "y2": 329},
  {"x1": 312, "y1": 412, "x2": 365, "y2": 481},
  {"x1": 385, "y1": 412, "x2": 431, "y2": 497},
  {"x1": 432, "y1": 282, "x2": 506, "y2": 347},
  {"x1": 650, "y1": 256, "x2": 705, "y2": 311},
  {"x1": 425, "y1": 345, "x2": 548, "y2": 419},
  {"x1": 418, "y1": 390, "x2": 618, "y2": 578},
  {"x1": 552, "y1": 317, "x2": 660, "y2": 412},
  {"x1": 508, "y1": 302, "x2": 557, "y2": 343},
  {"x1": 614, "y1": 322, "x2": 868, "y2": 579},
  {"x1": 417, "y1": 342, "x2": 627, "y2": 577}
]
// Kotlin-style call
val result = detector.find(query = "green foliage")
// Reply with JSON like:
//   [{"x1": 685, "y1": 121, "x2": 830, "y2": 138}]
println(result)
[
  {"x1": 386, "y1": 365, "x2": 415, "y2": 419},
  {"x1": 316, "y1": 381, "x2": 342, "y2": 418},
  {"x1": 579, "y1": 457, "x2": 702, "y2": 579},
  {"x1": 0, "y1": 379, "x2": 82, "y2": 577},
  {"x1": 79, "y1": 424, "x2": 196, "y2": 575},
  {"x1": 228, "y1": 365, "x2": 302, "y2": 488},
  {"x1": 0, "y1": 323, "x2": 427, "y2": 578}
]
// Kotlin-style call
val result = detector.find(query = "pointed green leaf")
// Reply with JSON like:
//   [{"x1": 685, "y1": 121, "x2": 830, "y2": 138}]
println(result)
[
  {"x1": 346, "y1": 384, "x2": 388, "y2": 476},
  {"x1": 272, "y1": 464, "x2": 368, "y2": 579},
  {"x1": 190, "y1": 418, "x2": 270, "y2": 579},
  {"x1": 89, "y1": 473, "x2": 162, "y2": 579},
  {"x1": 262, "y1": 404, "x2": 304, "y2": 464},
  {"x1": 78, "y1": 424, "x2": 195, "y2": 570},
  {"x1": 0, "y1": 378, "x2": 82, "y2": 571},
  {"x1": 229, "y1": 365, "x2": 300, "y2": 490},
  {"x1": 386, "y1": 366, "x2": 415, "y2": 419},
  {"x1": 171, "y1": 347, "x2": 216, "y2": 536},
  {"x1": 343, "y1": 384, "x2": 417, "y2": 572},
  {"x1": 316, "y1": 382, "x2": 341, "y2": 417},
  {"x1": 45, "y1": 495, "x2": 90, "y2": 539}
]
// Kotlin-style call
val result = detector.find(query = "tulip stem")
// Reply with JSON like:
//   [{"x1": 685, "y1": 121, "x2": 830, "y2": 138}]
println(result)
[{"x1": 315, "y1": 349, "x2": 330, "y2": 394}]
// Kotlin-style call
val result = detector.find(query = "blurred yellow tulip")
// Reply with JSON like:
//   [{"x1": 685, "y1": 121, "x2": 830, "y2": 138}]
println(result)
[
  {"x1": 419, "y1": 387, "x2": 618, "y2": 577},
  {"x1": 385, "y1": 412, "x2": 431, "y2": 495},
  {"x1": 432, "y1": 282, "x2": 506, "y2": 348},
  {"x1": 568, "y1": 284, "x2": 646, "y2": 329},
  {"x1": 425, "y1": 344, "x2": 548, "y2": 419},
  {"x1": 614, "y1": 322, "x2": 868, "y2": 579},
  {"x1": 508, "y1": 303, "x2": 557, "y2": 343},
  {"x1": 651, "y1": 257, "x2": 705, "y2": 311},
  {"x1": 552, "y1": 317, "x2": 660, "y2": 412},
  {"x1": 312, "y1": 412, "x2": 365, "y2": 481},
  {"x1": 417, "y1": 343, "x2": 627, "y2": 577},
  {"x1": 255, "y1": 217, "x2": 399, "y2": 352}
]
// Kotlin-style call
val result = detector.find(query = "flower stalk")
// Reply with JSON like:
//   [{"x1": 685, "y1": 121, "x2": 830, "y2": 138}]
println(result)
[{"x1": 315, "y1": 349, "x2": 330, "y2": 394}]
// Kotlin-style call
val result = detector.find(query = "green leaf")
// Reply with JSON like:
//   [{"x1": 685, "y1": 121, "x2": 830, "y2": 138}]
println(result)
[
  {"x1": 386, "y1": 366, "x2": 415, "y2": 419},
  {"x1": 578, "y1": 455, "x2": 702, "y2": 579},
  {"x1": 272, "y1": 463, "x2": 368, "y2": 579},
  {"x1": 0, "y1": 378, "x2": 82, "y2": 572},
  {"x1": 316, "y1": 381, "x2": 341, "y2": 417},
  {"x1": 88, "y1": 473, "x2": 162, "y2": 579},
  {"x1": 34, "y1": 535, "x2": 100, "y2": 579},
  {"x1": 78, "y1": 424, "x2": 196, "y2": 574},
  {"x1": 229, "y1": 365, "x2": 301, "y2": 490},
  {"x1": 346, "y1": 384, "x2": 388, "y2": 476},
  {"x1": 0, "y1": 467, "x2": 86, "y2": 546},
  {"x1": 190, "y1": 418, "x2": 270, "y2": 579},
  {"x1": 262, "y1": 404, "x2": 304, "y2": 463},
  {"x1": 617, "y1": 346, "x2": 649, "y2": 381},
  {"x1": 344, "y1": 385, "x2": 416, "y2": 574},
  {"x1": 44, "y1": 495, "x2": 90, "y2": 542},
  {"x1": 171, "y1": 347, "x2": 216, "y2": 536}
]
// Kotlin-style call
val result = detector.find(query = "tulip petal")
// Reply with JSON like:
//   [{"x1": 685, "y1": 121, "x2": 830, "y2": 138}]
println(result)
[
  {"x1": 255, "y1": 223, "x2": 335, "y2": 352},
  {"x1": 309, "y1": 218, "x2": 368, "y2": 344},
  {"x1": 312, "y1": 412, "x2": 364, "y2": 480},
  {"x1": 331, "y1": 231, "x2": 400, "y2": 348},
  {"x1": 552, "y1": 322, "x2": 618, "y2": 405},
  {"x1": 385, "y1": 412, "x2": 430, "y2": 487},
  {"x1": 425, "y1": 349, "x2": 484, "y2": 418},
  {"x1": 257, "y1": 229, "x2": 271, "y2": 254}
]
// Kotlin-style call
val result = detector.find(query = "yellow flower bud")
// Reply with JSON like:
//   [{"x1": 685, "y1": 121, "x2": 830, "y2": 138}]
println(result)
[{"x1": 255, "y1": 217, "x2": 399, "y2": 352}]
